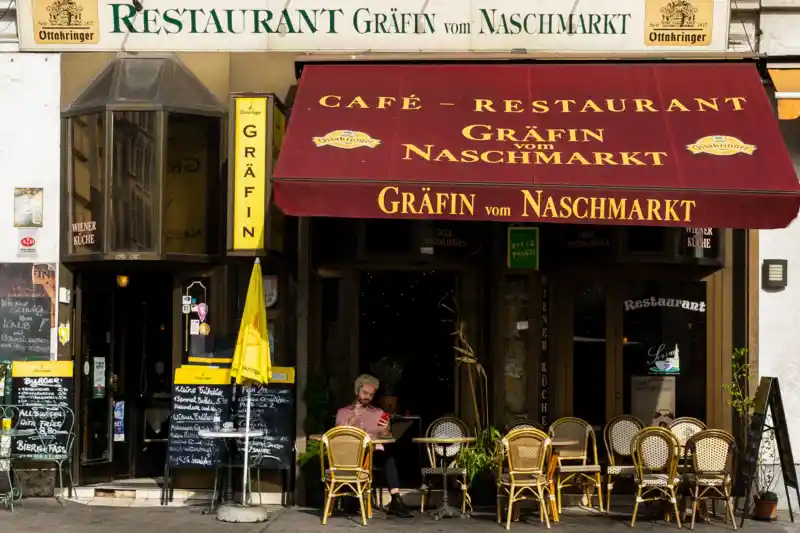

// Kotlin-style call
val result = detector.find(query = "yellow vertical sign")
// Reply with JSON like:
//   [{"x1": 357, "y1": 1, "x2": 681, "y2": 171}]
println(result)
[{"x1": 232, "y1": 97, "x2": 268, "y2": 250}]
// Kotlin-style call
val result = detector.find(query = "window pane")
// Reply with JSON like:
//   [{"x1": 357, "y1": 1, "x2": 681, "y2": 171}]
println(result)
[
  {"x1": 626, "y1": 227, "x2": 666, "y2": 254},
  {"x1": 572, "y1": 283, "x2": 606, "y2": 427},
  {"x1": 622, "y1": 281, "x2": 707, "y2": 425},
  {"x1": 164, "y1": 114, "x2": 218, "y2": 254},
  {"x1": 69, "y1": 114, "x2": 105, "y2": 254},
  {"x1": 681, "y1": 228, "x2": 722, "y2": 260},
  {"x1": 110, "y1": 111, "x2": 158, "y2": 252}
]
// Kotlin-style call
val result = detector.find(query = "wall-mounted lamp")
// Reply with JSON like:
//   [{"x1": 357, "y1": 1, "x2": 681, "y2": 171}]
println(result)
[
  {"x1": 116, "y1": 275, "x2": 130, "y2": 288},
  {"x1": 762, "y1": 259, "x2": 788, "y2": 291}
]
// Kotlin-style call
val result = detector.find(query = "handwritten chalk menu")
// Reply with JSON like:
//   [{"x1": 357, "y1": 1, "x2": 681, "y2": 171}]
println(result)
[
  {"x1": 0, "y1": 297, "x2": 50, "y2": 360},
  {"x1": 11, "y1": 361, "x2": 74, "y2": 459},
  {"x1": 166, "y1": 366, "x2": 230, "y2": 469},
  {"x1": 234, "y1": 367, "x2": 295, "y2": 470}
]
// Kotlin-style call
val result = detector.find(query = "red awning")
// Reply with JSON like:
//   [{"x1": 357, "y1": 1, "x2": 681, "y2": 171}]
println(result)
[{"x1": 273, "y1": 63, "x2": 800, "y2": 229}]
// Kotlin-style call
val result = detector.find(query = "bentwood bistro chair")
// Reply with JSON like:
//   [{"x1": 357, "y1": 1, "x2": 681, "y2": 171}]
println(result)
[
  {"x1": 497, "y1": 428, "x2": 553, "y2": 529},
  {"x1": 419, "y1": 416, "x2": 471, "y2": 514},
  {"x1": 320, "y1": 426, "x2": 373, "y2": 525},
  {"x1": 603, "y1": 415, "x2": 645, "y2": 513},
  {"x1": 668, "y1": 418, "x2": 708, "y2": 458},
  {"x1": 504, "y1": 418, "x2": 546, "y2": 433},
  {"x1": 549, "y1": 417, "x2": 604, "y2": 513},
  {"x1": 630, "y1": 427, "x2": 683, "y2": 528},
  {"x1": 683, "y1": 429, "x2": 737, "y2": 530}
]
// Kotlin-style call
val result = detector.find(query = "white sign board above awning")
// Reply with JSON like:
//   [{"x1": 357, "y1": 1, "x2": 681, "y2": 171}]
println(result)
[{"x1": 16, "y1": 0, "x2": 731, "y2": 53}]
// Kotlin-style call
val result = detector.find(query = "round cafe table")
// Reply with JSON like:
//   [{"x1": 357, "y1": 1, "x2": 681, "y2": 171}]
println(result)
[
  {"x1": 546, "y1": 438, "x2": 580, "y2": 523},
  {"x1": 198, "y1": 429, "x2": 264, "y2": 511},
  {"x1": 412, "y1": 436, "x2": 476, "y2": 520}
]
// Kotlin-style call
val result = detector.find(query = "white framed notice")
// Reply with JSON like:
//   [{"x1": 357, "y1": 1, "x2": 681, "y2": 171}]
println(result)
[{"x1": 630, "y1": 375, "x2": 676, "y2": 426}]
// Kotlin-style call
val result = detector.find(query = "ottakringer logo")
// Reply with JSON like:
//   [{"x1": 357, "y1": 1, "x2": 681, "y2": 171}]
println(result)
[
  {"x1": 312, "y1": 130, "x2": 381, "y2": 150},
  {"x1": 33, "y1": 0, "x2": 99, "y2": 45},
  {"x1": 686, "y1": 135, "x2": 757, "y2": 156},
  {"x1": 645, "y1": 0, "x2": 714, "y2": 47}
]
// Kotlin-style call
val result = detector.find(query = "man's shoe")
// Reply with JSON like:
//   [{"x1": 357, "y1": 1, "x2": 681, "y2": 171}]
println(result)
[{"x1": 388, "y1": 494, "x2": 412, "y2": 518}]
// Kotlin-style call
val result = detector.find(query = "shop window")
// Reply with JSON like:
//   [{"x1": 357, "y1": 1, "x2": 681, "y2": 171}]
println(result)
[
  {"x1": 572, "y1": 284, "x2": 607, "y2": 427},
  {"x1": 625, "y1": 227, "x2": 668, "y2": 255},
  {"x1": 68, "y1": 113, "x2": 105, "y2": 255},
  {"x1": 363, "y1": 219, "x2": 413, "y2": 254},
  {"x1": 680, "y1": 228, "x2": 723, "y2": 264},
  {"x1": 163, "y1": 113, "x2": 220, "y2": 255},
  {"x1": 559, "y1": 225, "x2": 614, "y2": 262},
  {"x1": 110, "y1": 111, "x2": 158, "y2": 252},
  {"x1": 61, "y1": 56, "x2": 226, "y2": 261},
  {"x1": 622, "y1": 281, "x2": 707, "y2": 425}
]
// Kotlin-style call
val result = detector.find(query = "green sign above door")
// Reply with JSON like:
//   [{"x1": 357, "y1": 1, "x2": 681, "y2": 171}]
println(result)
[{"x1": 507, "y1": 227, "x2": 539, "y2": 270}]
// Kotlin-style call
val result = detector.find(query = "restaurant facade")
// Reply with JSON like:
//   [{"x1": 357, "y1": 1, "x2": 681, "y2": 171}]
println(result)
[{"x1": 12, "y1": 0, "x2": 800, "y2": 500}]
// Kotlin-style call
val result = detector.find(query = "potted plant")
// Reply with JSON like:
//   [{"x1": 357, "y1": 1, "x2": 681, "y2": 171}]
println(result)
[
  {"x1": 369, "y1": 357, "x2": 403, "y2": 413},
  {"x1": 753, "y1": 428, "x2": 780, "y2": 520},
  {"x1": 459, "y1": 425, "x2": 502, "y2": 507},
  {"x1": 723, "y1": 348, "x2": 779, "y2": 521}
]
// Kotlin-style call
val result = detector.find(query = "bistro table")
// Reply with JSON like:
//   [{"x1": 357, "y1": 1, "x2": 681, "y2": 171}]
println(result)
[
  {"x1": 546, "y1": 438, "x2": 580, "y2": 523},
  {"x1": 412, "y1": 436, "x2": 476, "y2": 520},
  {"x1": 198, "y1": 428, "x2": 264, "y2": 511},
  {"x1": 0, "y1": 428, "x2": 36, "y2": 511}
]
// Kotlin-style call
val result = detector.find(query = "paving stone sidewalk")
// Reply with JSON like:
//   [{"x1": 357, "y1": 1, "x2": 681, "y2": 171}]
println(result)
[{"x1": 4, "y1": 500, "x2": 800, "y2": 533}]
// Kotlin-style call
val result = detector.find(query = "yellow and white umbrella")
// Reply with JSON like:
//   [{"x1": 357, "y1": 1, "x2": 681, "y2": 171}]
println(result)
[{"x1": 230, "y1": 258, "x2": 272, "y2": 505}]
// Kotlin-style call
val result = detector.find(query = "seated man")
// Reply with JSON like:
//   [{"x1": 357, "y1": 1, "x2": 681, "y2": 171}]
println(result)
[{"x1": 336, "y1": 374, "x2": 411, "y2": 517}]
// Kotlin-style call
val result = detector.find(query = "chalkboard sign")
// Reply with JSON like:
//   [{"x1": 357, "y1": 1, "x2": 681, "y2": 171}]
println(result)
[
  {"x1": 10, "y1": 360, "x2": 74, "y2": 459},
  {"x1": 234, "y1": 367, "x2": 295, "y2": 470},
  {"x1": 166, "y1": 366, "x2": 231, "y2": 469},
  {"x1": 736, "y1": 377, "x2": 800, "y2": 526},
  {"x1": 0, "y1": 297, "x2": 51, "y2": 361}
]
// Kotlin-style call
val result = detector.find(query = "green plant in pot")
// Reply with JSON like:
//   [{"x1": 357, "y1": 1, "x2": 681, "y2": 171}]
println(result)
[
  {"x1": 459, "y1": 425, "x2": 502, "y2": 507},
  {"x1": 369, "y1": 356, "x2": 403, "y2": 413},
  {"x1": 723, "y1": 348, "x2": 779, "y2": 521}
]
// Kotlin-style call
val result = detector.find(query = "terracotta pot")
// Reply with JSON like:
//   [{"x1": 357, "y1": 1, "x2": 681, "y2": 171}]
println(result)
[
  {"x1": 753, "y1": 498, "x2": 778, "y2": 521},
  {"x1": 379, "y1": 396, "x2": 398, "y2": 414}
]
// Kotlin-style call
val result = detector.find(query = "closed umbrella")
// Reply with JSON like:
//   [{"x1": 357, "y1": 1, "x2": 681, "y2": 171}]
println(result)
[{"x1": 230, "y1": 258, "x2": 272, "y2": 505}]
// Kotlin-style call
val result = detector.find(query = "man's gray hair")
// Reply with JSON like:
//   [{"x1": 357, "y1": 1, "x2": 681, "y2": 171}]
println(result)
[{"x1": 354, "y1": 374, "x2": 380, "y2": 395}]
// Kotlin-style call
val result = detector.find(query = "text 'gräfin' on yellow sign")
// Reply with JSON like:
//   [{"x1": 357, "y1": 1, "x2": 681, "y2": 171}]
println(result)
[{"x1": 231, "y1": 96, "x2": 268, "y2": 251}]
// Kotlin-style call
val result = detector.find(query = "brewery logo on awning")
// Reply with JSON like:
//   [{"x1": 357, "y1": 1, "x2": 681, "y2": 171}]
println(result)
[
  {"x1": 624, "y1": 296, "x2": 705, "y2": 312},
  {"x1": 313, "y1": 130, "x2": 381, "y2": 150},
  {"x1": 686, "y1": 135, "x2": 756, "y2": 156}
]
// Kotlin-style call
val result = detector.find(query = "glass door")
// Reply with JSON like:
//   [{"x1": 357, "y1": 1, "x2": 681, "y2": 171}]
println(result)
[{"x1": 76, "y1": 276, "x2": 118, "y2": 483}]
